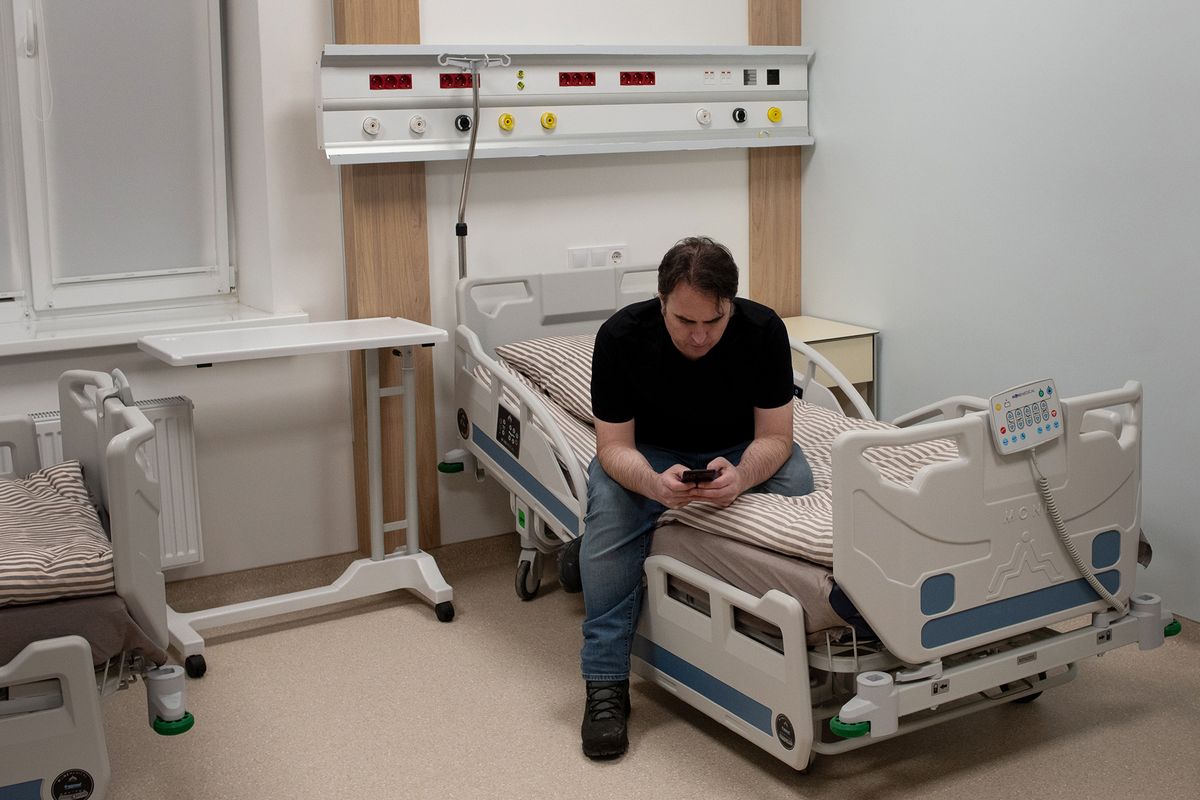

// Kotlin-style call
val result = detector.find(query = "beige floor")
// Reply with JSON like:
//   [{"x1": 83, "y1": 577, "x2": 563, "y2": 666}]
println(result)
[{"x1": 104, "y1": 535, "x2": 1200, "y2": 800}]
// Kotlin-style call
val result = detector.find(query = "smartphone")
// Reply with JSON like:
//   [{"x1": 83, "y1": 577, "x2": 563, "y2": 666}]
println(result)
[{"x1": 680, "y1": 468, "x2": 719, "y2": 484}]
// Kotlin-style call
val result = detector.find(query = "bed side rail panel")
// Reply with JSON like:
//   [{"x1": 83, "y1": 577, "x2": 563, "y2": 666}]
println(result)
[
  {"x1": 0, "y1": 414, "x2": 39, "y2": 478},
  {"x1": 454, "y1": 325, "x2": 585, "y2": 540},
  {"x1": 58, "y1": 370, "x2": 115, "y2": 501},
  {"x1": 789, "y1": 338, "x2": 874, "y2": 421},
  {"x1": 0, "y1": 636, "x2": 110, "y2": 796},
  {"x1": 101, "y1": 399, "x2": 166, "y2": 648},
  {"x1": 832, "y1": 382, "x2": 1142, "y2": 664},
  {"x1": 455, "y1": 265, "x2": 656, "y2": 355}
]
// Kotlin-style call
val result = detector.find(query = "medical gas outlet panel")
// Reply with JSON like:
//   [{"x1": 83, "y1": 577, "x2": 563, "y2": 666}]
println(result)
[{"x1": 318, "y1": 45, "x2": 812, "y2": 164}]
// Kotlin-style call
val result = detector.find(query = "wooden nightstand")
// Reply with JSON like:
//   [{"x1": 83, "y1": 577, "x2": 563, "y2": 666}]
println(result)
[{"x1": 781, "y1": 316, "x2": 879, "y2": 415}]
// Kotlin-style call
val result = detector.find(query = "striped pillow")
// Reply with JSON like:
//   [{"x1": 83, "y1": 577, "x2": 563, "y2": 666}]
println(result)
[
  {"x1": 0, "y1": 460, "x2": 115, "y2": 607},
  {"x1": 495, "y1": 335, "x2": 595, "y2": 424}
]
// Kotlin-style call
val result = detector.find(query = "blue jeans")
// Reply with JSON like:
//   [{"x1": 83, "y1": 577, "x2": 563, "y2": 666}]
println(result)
[{"x1": 579, "y1": 441, "x2": 814, "y2": 681}]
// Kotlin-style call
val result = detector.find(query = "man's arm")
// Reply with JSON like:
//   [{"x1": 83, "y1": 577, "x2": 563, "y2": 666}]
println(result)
[
  {"x1": 691, "y1": 402, "x2": 793, "y2": 508},
  {"x1": 595, "y1": 418, "x2": 697, "y2": 509}
]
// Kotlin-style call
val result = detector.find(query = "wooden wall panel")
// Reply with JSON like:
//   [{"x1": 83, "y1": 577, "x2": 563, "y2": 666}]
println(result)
[
  {"x1": 335, "y1": 0, "x2": 441, "y2": 552},
  {"x1": 748, "y1": 0, "x2": 803, "y2": 318}
]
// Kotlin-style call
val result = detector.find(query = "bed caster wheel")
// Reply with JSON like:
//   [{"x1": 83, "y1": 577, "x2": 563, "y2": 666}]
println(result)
[
  {"x1": 435, "y1": 601, "x2": 455, "y2": 622},
  {"x1": 515, "y1": 558, "x2": 541, "y2": 601},
  {"x1": 1012, "y1": 691, "x2": 1043, "y2": 704},
  {"x1": 184, "y1": 654, "x2": 207, "y2": 679}
]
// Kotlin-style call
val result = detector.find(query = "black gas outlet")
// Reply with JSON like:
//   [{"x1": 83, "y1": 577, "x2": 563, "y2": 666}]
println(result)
[{"x1": 455, "y1": 114, "x2": 473, "y2": 132}]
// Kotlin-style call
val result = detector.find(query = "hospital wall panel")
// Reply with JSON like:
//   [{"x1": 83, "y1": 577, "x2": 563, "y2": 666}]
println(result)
[{"x1": 799, "y1": 0, "x2": 1200, "y2": 619}]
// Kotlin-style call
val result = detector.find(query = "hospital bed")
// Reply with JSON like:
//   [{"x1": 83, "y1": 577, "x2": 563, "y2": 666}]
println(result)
[
  {"x1": 0, "y1": 370, "x2": 192, "y2": 800},
  {"x1": 453, "y1": 265, "x2": 1177, "y2": 771}
]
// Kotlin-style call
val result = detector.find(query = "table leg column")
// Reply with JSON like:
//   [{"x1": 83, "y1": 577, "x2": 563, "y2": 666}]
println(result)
[
  {"x1": 400, "y1": 346, "x2": 419, "y2": 555},
  {"x1": 365, "y1": 348, "x2": 384, "y2": 561}
]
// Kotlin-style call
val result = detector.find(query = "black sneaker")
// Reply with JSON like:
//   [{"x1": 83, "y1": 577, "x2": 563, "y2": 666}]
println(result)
[
  {"x1": 559, "y1": 536, "x2": 583, "y2": 593},
  {"x1": 581, "y1": 680, "x2": 630, "y2": 759}
]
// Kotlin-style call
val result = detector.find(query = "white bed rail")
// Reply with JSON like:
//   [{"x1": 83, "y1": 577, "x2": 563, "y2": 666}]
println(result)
[
  {"x1": 788, "y1": 338, "x2": 875, "y2": 421},
  {"x1": 890, "y1": 395, "x2": 988, "y2": 427},
  {"x1": 832, "y1": 381, "x2": 1142, "y2": 665},
  {"x1": 634, "y1": 554, "x2": 815, "y2": 771},
  {"x1": 0, "y1": 416, "x2": 39, "y2": 479},
  {"x1": 58, "y1": 370, "x2": 166, "y2": 648},
  {"x1": 455, "y1": 324, "x2": 587, "y2": 540}
]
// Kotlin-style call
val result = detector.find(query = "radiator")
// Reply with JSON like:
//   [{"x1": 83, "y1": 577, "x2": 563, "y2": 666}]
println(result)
[{"x1": 24, "y1": 396, "x2": 204, "y2": 569}]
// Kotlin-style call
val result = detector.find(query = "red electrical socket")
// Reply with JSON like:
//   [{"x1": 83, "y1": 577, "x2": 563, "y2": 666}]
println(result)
[
  {"x1": 558, "y1": 71, "x2": 597, "y2": 87},
  {"x1": 440, "y1": 73, "x2": 475, "y2": 89},
  {"x1": 619, "y1": 71, "x2": 656, "y2": 86},
  {"x1": 369, "y1": 73, "x2": 412, "y2": 90}
]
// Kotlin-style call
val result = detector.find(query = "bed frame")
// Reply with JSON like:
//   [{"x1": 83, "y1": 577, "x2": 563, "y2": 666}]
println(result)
[
  {"x1": 0, "y1": 370, "x2": 191, "y2": 800},
  {"x1": 454, "y1": 266, "x2": 1175, "y2": 771}
]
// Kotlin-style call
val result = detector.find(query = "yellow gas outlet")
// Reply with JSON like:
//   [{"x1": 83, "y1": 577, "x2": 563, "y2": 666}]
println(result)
[
  {"x1": 767, "y1": 106, "x2": 783, "y2": 123},
  {"x1": 540, "y1": 111, "x2": 557, "y2": 130},
  {"x1": 498, "y1": 113, "x2": 515, "y2": 132}
]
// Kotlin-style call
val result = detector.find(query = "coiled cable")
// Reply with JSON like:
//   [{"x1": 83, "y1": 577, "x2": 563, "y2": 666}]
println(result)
[{"x1": 1030, "y1": 448, "x2": 1127, "y2": 615}]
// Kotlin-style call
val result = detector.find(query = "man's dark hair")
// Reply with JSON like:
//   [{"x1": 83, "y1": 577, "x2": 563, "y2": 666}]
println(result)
[{"x1": 657, "y1": 236, "x2": 739, "y2": 300}]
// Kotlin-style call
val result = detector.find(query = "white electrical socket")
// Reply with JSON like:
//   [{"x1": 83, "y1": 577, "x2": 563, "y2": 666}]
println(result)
[{"x1": 567, "y1": 244, "x2": 627, "y2": 269}]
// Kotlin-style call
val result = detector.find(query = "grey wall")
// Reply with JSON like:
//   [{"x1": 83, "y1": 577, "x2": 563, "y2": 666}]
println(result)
[{"x1": 801, "y1": 1, "x2": 1200, "y2": 618}]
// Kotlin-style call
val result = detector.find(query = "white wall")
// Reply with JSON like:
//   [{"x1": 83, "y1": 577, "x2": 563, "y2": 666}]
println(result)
[
  {"x1": 0, "y1": 0, "x2": 356, "y2": 579},
  {"x1": 801, "y1": 1, "x2": 1200, "y2": 618},
  {"x1": 420, "y1": 0, "x2": 754, "y2": 543}
]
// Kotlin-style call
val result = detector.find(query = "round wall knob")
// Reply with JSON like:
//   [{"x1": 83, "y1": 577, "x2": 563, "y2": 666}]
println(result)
[
  {"x1": 455, "y1": 114, "x2": 473, "y2": 132},
  {"x1": 732, "y1": 107, "x2": 747, "y2": 123},
  {"x1": 767, "y1": 106, "x2": 783, "y2": 123},
  {"x1": 408, "y1": 115, "x2": 427, "y2": 135},
  {"x1": 362, "y1": 117, "x2": 381, "y2": 136},
  {"x1": 695, "y1": 108, "x2": 712, "y2": 126}
]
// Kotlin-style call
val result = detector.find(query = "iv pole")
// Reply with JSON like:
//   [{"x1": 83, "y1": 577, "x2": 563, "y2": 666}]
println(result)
[{"x1": 437, "y1": 53, "x2": 511, "y2": 281}]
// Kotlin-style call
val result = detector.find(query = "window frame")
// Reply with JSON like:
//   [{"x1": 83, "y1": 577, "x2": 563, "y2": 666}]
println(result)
[{"x1": 9, "y1": 0, "x2": 232, "y2": 313}]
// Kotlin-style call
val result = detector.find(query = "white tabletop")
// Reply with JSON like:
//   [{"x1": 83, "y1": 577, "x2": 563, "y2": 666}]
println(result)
[{"x1": 138, "y1": 317, "x2": 448, "y2": 366}]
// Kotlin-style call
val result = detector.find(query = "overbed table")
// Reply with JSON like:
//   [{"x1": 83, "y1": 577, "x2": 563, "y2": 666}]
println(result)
[{"x1": 139, "y1": 317, "x2": 452, "y2": 676}]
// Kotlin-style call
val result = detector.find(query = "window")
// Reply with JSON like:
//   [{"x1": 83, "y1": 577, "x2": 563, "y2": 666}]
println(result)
[{"x1": 3, "y1": 0, "x2": 230, "y2": 316}]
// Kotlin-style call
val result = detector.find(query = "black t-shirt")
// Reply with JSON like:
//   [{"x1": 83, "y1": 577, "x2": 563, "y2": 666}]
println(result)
[{"x1": 590, "y1": 297, "x2": 794, "y2": 453}]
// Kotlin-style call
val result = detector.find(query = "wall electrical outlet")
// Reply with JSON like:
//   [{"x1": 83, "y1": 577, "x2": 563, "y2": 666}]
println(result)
[{"x1": 567, "y1": 244, "x2": 628, "y2": 269}]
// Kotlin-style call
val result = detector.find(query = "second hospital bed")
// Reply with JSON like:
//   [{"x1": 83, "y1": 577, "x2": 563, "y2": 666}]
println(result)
[
  {"x1": 452, "y1": 265, "x2": 1176, "y2": 771},
  {"x1": 0, "y1": 370, "x2": 192, "y2": 800}
]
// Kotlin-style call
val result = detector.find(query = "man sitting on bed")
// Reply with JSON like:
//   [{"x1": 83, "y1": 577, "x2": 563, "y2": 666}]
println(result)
[{"x1": 563, "y1": 235, "x2": 815, "y2": 760}]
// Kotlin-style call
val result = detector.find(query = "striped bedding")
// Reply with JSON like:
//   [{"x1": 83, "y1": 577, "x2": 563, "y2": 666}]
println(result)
[
  {"x1": 0, "y1": 460, "x2": 114, "y2": 607},
  {"x1": 488, "y1": 335, "x2": 958, "y2": 568}
]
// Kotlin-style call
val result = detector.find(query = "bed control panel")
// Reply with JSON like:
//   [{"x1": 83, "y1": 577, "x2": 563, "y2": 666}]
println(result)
[
  {"x1": 988, "y1": 379, "x2": 1063, "y2": 454},
  {"x1": 497, "y1": 405, "x2": 521, "y2": 458}
]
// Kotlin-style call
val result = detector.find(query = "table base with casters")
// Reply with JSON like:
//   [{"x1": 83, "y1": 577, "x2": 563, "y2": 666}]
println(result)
[{"x1": 139, "y1": 317, "x2": 452, "y2": 678}]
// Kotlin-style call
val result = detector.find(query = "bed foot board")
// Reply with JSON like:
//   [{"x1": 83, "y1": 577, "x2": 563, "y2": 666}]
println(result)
[{"x1": 0, "y1": 636, "x2": 111, "y2": 799}]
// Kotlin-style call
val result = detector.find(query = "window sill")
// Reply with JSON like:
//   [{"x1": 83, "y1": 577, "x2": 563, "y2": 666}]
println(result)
[{"x1": 0, "y1": 303, "x2": 309, "y2": 359}]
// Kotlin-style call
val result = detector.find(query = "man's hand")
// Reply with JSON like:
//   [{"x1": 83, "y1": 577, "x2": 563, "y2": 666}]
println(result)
[
  {"x1": 688, "y1": 456, "x2": 743, "y2": 508},
  {"x1": 654, "y1": 465, "x2": 704, "y2": 509}
]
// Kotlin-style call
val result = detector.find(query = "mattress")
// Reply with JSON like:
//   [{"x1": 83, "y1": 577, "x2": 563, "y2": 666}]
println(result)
[
  {"x1": 650, "y1": 521, "x2": 861, "y2": 642},
  {"x1": 483, "y1": 335, "x2": 957, "y2": 568},
  {"x1": 0, "y1": 592, "x2": 166, "y2": 667},
  {"x1": 0, "y1": 460, "x2": 115, "y2": 607}
]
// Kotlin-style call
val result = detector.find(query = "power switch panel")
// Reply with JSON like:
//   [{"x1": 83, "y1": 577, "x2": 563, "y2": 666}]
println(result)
[
  {"x1": 370, "y1": 73, "x2": 412, "y2": 90},
  {"x1": 559, "y1": 71, "x2": 597, "y2": 86},
  {"x1": 988, "y1": 379, "x2": 1063, "y2": 455},
  {"x1": 440, "y1": 72, "x2": 475, "y2": 89},
  {"x1": 620, "y1": 71, "x2": 656, "y2": 86}
]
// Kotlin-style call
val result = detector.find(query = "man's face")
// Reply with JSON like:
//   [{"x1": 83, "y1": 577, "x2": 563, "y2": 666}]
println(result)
[{"x1": 660, "y1": 282, "x2": 732, "y2": 360}]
